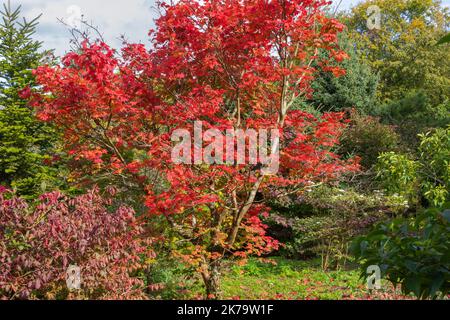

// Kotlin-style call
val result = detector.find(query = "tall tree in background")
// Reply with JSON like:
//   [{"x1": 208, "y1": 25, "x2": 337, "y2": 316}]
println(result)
[
  {"x1": 0, "y1": 1, "x2": 60, "y2": 196},
  {"x1": 345, "y1": 0, "x2": 450, "y2": 106},
  {"x1": 308, "y1": 32, "x2": 379, "y2": 113}
]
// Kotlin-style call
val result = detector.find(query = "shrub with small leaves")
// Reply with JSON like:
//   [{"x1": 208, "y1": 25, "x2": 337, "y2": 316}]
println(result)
[
  {"x1": 339, "y1": 111, "x2": 400, "y2": 170},
  {"x1": 0, "y1": 187, "x2": 154, "y2": 300},
  {"x1": 267, "y1": 186, "x2": 409, "y2": 266}
]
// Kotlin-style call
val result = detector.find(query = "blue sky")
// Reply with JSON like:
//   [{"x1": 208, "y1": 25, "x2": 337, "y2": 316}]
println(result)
[{"x1": 11, "y1": 0, "x2": 450, "y2": 56}]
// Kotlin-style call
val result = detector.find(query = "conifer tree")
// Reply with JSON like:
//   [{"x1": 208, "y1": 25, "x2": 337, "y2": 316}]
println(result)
[{"x1": 0, "y1": 1, "x2": 59, "y2": 196}]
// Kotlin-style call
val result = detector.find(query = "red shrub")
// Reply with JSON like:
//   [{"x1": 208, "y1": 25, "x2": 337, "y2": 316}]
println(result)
[{"x1": 0, "y1": 188, "x2": 153, "y2": 300}]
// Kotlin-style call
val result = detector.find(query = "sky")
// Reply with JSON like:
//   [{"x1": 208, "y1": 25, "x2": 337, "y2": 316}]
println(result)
[{"x1": 10, "y1": 0, "x2": 450, "y2": 56}]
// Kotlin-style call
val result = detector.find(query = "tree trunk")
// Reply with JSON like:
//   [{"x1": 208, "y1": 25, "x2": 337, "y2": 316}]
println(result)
[
  {"x1": 227, "y1": 176, "x2": 264, "y2": 246},
  {"x1": 201, "y1": 260, "x2": 221, "y2": 299}
]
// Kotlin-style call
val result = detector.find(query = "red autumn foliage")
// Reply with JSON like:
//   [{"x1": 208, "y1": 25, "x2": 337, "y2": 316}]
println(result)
[
  {"x1": 0, "y1": 188, "x2": 153, "y2": 300},
  {"x1": 28, "y1": 0, "x2": 359, "y2": 297}
]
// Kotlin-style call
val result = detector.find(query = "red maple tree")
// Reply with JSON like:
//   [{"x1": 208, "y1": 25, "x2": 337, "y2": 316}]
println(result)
[{"x1": 29, "y1": 0, "x2": 358, "y2": 298}]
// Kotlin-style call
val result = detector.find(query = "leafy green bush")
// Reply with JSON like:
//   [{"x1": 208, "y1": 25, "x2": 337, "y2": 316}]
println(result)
[
  {"x1": 374, "y1": 91, "x2": 450, "y2": 147},
  {"x1": 376, "y1": 152, "x2": 419, "y2": 203},
  {"x1": 267, "y1": 186, "x2": 409, "y2": 269},
  {"x1": 351, "y1": 206, "x2": 450, "y2": 299},
  {"x1": 339, "y1": 111, "x2": 400, "y2": 169},
  {"x1": 376, "y1": 126, "x2": 450, "y2": 207},
  {"x1": 419, "y1": 127, "x2": 450, "y2": 206}
]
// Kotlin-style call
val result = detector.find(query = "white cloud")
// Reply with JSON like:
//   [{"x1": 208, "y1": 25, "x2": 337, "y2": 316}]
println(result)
[
  {"x1": 9, "y1": 0, "x2": 450, "y2": 57},
  {"x1": 12, "y1": 0, "x2": 156, "y2": 55}
]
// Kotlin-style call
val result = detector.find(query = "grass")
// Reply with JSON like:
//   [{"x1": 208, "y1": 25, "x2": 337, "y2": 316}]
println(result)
[
  {"x1": 220, "y1": 257, "x2": 410, "y2": 300},
  {"x1": 150, "y1": 256, "x2": 413, "y2": 300},
  {"x1": 221, "y1": 257, "x2": 360, "y2": 299}
]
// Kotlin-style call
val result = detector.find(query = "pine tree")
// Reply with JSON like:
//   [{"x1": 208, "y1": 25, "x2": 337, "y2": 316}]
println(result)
[
  {"x1": 308, "y1": 33, "x2": 380, "y2": 114},
  {"x1": 0, "y1": 1, "x2": 58, "y2": 197}
]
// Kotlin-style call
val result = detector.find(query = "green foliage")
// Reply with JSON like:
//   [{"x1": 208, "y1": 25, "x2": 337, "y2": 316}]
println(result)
[
  {"x1": 377, "y1": 91, "x2": 430, "y2": 122},
  {"x1": 0, "y1": 1, "x2": 61, "y2": 197},
  {"x1": 345, "y1": 0, "x2": 450, "y2": 106},
  {"x1": 308, "y1": 34, "x2": 379, "y2": 113},
  {"x1": 374, "y1": 91, "x2": 450, "y2": 147},
  {"x1": 376, "y1": 152, "x2": 419, "y2": 203},
  {"x1": 419, "y1": 127, "x2": 450, "y2": 206},
  {"x1": 339, "y1": 112, "x2": 400, "y2": 169},
  {"x1": 437, "y1": 32, "x2": 450, "y2": 45},
  {"x1": 376, "y1": 126, "x2": 450, "y2": 207},
  {"x1": 344, "y1": 0, "x2": 450, "y2": 149},
  {"x1": 267, "y1": 186, "x2": 409, "y2": 268},
  {"x1": 352, "y1": 206, "x2": 450, "y2": 299}
]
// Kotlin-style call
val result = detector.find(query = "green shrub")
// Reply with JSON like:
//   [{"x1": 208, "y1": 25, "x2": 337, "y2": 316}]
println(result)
[
  {"x1": 374, "y1": 92, "x2": 450, "y2": 148},
  {"x1": 376, "y1": 126, "x2": 450, "y2": 207},
  {"x1": 267, "y1": 186, "x2": 409, "y2": 269},
  {"x1": 339, "y1": 112, "x2": 400, "y2": 170},
  {"x1": 376, "y1": 152, "x2": 419, "y2": 204},
  {"x1": 419, "y1": 127, "x2": 450, "y2": 206},
  {"x1": 351, "y1": 206, "x2": 450, "y2": 299}
]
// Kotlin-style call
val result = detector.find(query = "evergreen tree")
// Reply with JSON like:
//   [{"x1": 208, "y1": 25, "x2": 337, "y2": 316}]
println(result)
[
  {"x1": 0, "y1": 1, "x2": 59, "y2": 196},
  {"x1": 308, "y1": 33, "x2": 380, "y2": 113}
]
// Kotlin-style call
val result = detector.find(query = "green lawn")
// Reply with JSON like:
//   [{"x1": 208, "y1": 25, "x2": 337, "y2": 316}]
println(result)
[
  {"x1": 221, "y1": 257, "x2": 360, "y2": 300},
  {"x1": 219, "y1": 257, "x2": 411, "y2": 300},
  {"x1": 150, "y1": 256, "x2": 413, "y2": 300}
]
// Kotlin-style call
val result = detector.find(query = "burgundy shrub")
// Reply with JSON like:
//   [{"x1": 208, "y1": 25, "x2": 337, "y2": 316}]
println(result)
[{"x1": 0, "y1": 187, "x2": 154, "y2": 300}]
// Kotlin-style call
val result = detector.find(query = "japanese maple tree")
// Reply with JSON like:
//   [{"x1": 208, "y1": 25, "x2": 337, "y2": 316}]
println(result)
[{"x1": 29, "y1": 0, "x2": 358, "y2": 298}]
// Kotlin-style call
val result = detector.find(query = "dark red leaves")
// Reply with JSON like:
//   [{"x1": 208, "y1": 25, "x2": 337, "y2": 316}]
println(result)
[{"x1": 0, "y1": 188, "x2": 153, "y2": 300}]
